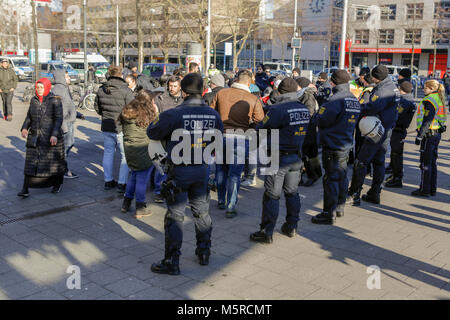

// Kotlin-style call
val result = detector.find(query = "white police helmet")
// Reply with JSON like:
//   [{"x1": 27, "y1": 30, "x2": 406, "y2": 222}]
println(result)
[{"x1": 359, "y1": 116, "x2": 385, "y2": 143}]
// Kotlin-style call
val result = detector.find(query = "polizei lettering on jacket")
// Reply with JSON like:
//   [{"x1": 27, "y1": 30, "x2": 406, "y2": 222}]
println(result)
[
  {"x1": 183, "y1": 114, "x2": 216, "y2": 131},
  {"x1": 288, "y1": 108, "x2": 310, "y2": 125},
  {"x1": 344, "y1": 98, "x2": 361, "y2": 113}
]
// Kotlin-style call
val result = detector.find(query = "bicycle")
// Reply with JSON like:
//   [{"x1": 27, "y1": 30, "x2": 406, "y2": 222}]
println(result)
[{"x1": 76, "y1": 82, "x2": 99, "y2": 112}]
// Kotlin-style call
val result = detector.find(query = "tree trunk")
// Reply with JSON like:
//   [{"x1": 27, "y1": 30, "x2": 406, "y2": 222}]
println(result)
[
  {"x1": 31, "y1": 0, "x2": 39, "y2": 83},
  {"x1": 232, "y1": 35, "x2": 238, "y2": 70},
  {"x1": 136, "y1": 0, "x2": 144, "y2": 72}
]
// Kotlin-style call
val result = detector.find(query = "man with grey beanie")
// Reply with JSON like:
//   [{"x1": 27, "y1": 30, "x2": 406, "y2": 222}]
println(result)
[{"x1": 204, "y1": 73, "x2": 225, "y2": 106}]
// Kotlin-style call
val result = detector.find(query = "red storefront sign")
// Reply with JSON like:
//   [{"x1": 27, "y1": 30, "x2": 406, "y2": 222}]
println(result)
[
  {"x1": 64, "y1": 48, "x2": 81, "y2": 53},
  {"x1": 350, "y1": 48, "x2": 422, "y2": 54},
  {"x1": 428, "y1": 54, "x2": 448, "y2": 77}
]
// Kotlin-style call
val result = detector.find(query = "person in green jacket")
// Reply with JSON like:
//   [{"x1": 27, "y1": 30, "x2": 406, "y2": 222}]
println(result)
[
  {"x1": 118, "y1": 90, "x2": 158, "y2": 218},
  {"x1": 0, "y1": 58, "x2": 18, "y2": 121}
]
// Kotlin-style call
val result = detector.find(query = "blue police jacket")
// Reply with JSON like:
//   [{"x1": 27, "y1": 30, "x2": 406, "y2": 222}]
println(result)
[
  {"x1": 361, "y1": 77, "x2": 399, "y2": 131},
  {"x1": 313, "y1": 83, "x2": 361, "y2": 151},
  {"x1": 147, "y1": 96, "x2": 224, "y2": 164},
  {"x1": 394, "y1": 93, "x2": 416, "y2": 131},
  {"x1": 258, "y1": 92, "x2": 310, "y2": 154}
]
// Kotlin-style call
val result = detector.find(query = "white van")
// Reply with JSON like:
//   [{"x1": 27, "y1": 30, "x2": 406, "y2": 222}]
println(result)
[
  {"x1": 64, "y1": 53, "x2": 110, "y2": 82},
  {"x1": 0, "y1": 55, "x2": 33, "y2": 81},
  {"x1": 262, "y1": 62, "x2": 292, "y2": 76}
]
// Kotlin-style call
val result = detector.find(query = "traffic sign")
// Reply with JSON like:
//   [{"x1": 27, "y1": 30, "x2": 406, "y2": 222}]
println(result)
[{"x1": 291, "y1": 37, "x2": 302, "y2": 49}]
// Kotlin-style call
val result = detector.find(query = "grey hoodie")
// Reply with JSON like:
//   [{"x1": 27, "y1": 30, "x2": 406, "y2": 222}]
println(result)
[{"x1": 51, "y1": 69, "x2": 77, "y2": 133}]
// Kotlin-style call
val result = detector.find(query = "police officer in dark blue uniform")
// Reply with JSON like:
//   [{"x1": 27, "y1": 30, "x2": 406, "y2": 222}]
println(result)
[
  {"x1": 147, "y1": 73, "x2": 224, "y2": 275},
  {"x1": 348, "y1": 65, "x2": 399, "y2": 205},
  {"x1": 311, "y1": 70, "x2": 361, "y2": 224},
  {"x1": 249, "y1": 78, "x2": 310, "y2": 243},
  {"x1": 385, "y1": 81, "x2": 416, "y2": 188},
  {"x1": 315, "y1": 72, "x2": 333, "y2": 106}
]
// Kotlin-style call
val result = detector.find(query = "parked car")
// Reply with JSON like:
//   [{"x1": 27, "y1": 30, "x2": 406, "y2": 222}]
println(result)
[
  {"x1": 142, "y1": 63, "x2": 180, "y2": 80},
  {"x1": 262, "y1": 62, "x2": 292, "y2": 76},
  {"x1": 0, "y1": 55, "x2": 33, "y2": 81},
  {"x1": 39, "y1": 60, "x2": 80, "y2": 84}
]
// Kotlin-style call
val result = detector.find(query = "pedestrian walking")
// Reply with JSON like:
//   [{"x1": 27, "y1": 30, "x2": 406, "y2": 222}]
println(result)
[
  {"x1": 310, "y1": 70, "x2": 361, "y2": 225},
  {"x1": 119, "y1": 90, "x2": 158, "y2": 217},
  {"x1": 0, "y1": 58, "x2": 18, "y2": 121},
  {"x1": 18, "y1": 78, "x2": 65, "y2": 197},
  {"x1": 94, "y1": 65, "x2": 134, "y2": 193},
  {"x1": 411, "y1": 80, "x2": 447, "y2": 197},
  {"x1": 249, "y1": 78, "x2": 309, "y2": 242},
  {"x1": 211, "y1": 70, "x2": 265, "y2": 217},
  {"x1": 385, "y1": 81, "x2": 416, "y2": 188},
  {"x1": 147, "y1": 73, "x2": 223, "y2": 274},
  {"x1": 347, "y1": 65, "x2": 400, "y2": 206},
  {"x1": 51, "y1": 70, "x2": 79, "y2": 179}
]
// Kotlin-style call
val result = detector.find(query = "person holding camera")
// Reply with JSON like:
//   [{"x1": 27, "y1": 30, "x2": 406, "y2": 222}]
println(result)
[{"x1": 412, "y1": 80, "x2": 447, "y2": 197}]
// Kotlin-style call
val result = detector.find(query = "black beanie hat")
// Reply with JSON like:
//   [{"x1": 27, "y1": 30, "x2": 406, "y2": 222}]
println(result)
[
  {"x1": 359, "y1": 67, "x2": 371, "y2": 77},
  {"x1": 364, "y1": 73, "x2": 374, "y2": 85},
  {"x1": 278, "y1": 78, "x2": 299, "y2": 94},
  {"x1": 399, "y1": 81, "x2": 413, "y2": 93},
  {"x1": 399, "y1": 68, "x2": 412, "y2": 79},
  {"x1": 128, "y1": 61, "x2": 137, "y2": 69},
  {"x1": 295, "y1": 77, "x2": 311, "y2": 89},
  {"x1": 371, "y1": 64, "x2": 388, "y2": 81},
  {"x1": 181, "y1": 73, "x2": 204, "y2": 95},
  {"x1": 330, "y1": 69, "x2": 351, "y2": 85}
]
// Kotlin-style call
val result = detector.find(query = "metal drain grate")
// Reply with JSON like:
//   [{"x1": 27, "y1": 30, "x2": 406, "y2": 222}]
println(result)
[{"x1": 0, "y1": 195, "x2": 119, "y2": 226}]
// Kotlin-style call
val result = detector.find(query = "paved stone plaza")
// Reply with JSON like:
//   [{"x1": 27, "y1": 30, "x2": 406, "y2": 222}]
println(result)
[{"x1": 0, "y1": 83, "x2": 448, "y2": 300}]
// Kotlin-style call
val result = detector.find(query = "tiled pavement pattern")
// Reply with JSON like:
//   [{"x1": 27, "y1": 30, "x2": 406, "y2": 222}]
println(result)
[{"x1": 0, "y1": 83, "x2": 448, "y2": 300}]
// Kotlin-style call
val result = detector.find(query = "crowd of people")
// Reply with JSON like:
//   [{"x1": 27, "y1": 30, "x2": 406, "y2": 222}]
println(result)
[{"x1": 12, "y1": 59, "x2": 448, "y2": 275}]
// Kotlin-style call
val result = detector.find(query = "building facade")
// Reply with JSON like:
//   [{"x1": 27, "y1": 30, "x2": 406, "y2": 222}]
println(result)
[{"x1": 347, "y1": 0, "x2": 450, "y2": 76}]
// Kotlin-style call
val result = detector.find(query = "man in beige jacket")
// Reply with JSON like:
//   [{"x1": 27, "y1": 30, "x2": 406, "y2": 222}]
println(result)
[{"x1": 211, "y1": 70, "x2": 264, "y2": 218}]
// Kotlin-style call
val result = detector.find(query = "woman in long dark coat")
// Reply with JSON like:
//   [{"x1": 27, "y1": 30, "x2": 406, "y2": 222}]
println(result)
[{"x1": 17, "y1": 78, "x2": 66, "y2": 197}]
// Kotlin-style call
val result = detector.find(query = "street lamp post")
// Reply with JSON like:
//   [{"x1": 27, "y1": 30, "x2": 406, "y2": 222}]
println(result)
[
  {"x1": 116, "y1": 5, "x2": 119, "y2": 66},
  {"x1": 206, "y1": 0, "x2": 211, "y2": 74},
  {"x1": 339, "y1": 0, "x2": 348, "y2": 69},
  {"x1": 291, "y1": 0, "x2": 298, "y2": 70},
  {"x1": 83, "y1": 0, "x2": 87, "y2": 90}
]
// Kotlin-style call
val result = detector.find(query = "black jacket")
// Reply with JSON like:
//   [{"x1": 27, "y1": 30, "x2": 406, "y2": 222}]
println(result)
[
  {"x1": 394, "y1": 93, "x2": 416, "y2": 133},
  {"x1": 155, "y1": 90, "x2": 183, "y2": 113},
  {"x1": 21, "y1": 93, "x2": 66, "y2": 177},
  {"x1": 203, "y1": 86, "x2": 224, "y2": 106},
  {"x1": 51, "y1": 70, "x2": 77, "y2": 133},
  {"x1": 94, "y1": 76, "x2": 134, "y2": 133}
]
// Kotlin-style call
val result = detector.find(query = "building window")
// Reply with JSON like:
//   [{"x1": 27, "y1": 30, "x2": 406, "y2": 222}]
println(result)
[
  {"x1": 246, "y1": 43, "x2": 250, "y2": 50},
  {"x1": 355, "y1": 30, "x2": 369, "y2": 45},
  {"x1": 401, "y1": 54, "x2": 419, "y2": 68},
  {"x1": 355, "y1": 8, "x2": 368, "y2": 21},
  {"x1": 257, "y1": 43, "x2": 262, "y2": 50},
  {"x1": 380, "y1": 5, "x2": 396, "y2": 20},
  {"x1": 379, "y1": 29, "x2": 395, "y2": 44},
  {"x1": 406, "y1": 3, "x2": 424, "y2": 20},
  {"x1": 404, "y1": 29, "x2": 422, "y2": 45},
  {"x1": 434, "y1": 1, "x2": 450, "y2": 19},
  {"x1": 432, "y1": 28, "x2": 450, "y2": 44}
]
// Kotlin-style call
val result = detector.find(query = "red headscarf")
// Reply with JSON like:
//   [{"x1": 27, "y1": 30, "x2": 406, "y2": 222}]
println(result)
[{"x1": 35, "y1": 77, "x2": 52, "y2": 103}]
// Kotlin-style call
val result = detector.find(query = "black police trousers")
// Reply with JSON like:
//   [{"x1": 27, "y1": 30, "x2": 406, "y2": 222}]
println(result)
[
  {"x1": 389, "y1": 130, "x2": 407, "y2": 179},
  {"x1": 322, "y1": 148, "x2": 349, "y2": 216},
  {"x1": 164, "y1": 165, "x2": 212, "y2": 264},
  {"x1": 419, "y1": 132, "x2": 441, "y2": 194}
]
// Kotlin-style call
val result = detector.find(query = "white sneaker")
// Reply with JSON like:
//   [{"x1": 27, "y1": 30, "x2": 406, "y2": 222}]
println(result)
[{"x1": 241, "y1": 179, "x2": 256, "y2": 187}]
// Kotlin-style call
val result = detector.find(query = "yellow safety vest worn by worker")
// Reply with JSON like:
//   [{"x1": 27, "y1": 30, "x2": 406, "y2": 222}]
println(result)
[
  {"x1": 350, "y1": 79, "x2": 363, "y2": 99},
  {"x1": 358, "y1": 86, "x2": 373, "y2": 104},
  {"x1": 417, "y1": 92, "x2": 447, "y2": 130}
]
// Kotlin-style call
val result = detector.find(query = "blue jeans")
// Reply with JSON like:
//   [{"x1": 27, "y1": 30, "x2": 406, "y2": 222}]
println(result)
[
  {"x1": 260, "y1": 155, "x2": 302, "y2": 236},
  {"x1": 102, "y1": 131, "x2": 129, "y2": 184},
  {"x1": 63, "y1": 122, "x2": 75, "y2": 172},
  {"x1": 216, "y1": 135, "x2": 249, "y2": 211},
  {"x1": 125, "y1": 167, "x2": 152, "y2": 203},
  {"x1": 164, "y1": 165, "x2": 212, "y2": 261}
]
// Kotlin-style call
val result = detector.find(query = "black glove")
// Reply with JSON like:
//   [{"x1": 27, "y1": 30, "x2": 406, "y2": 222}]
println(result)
[{"x1": 415, "y1": 138, "x2": 421, "y2": 145}]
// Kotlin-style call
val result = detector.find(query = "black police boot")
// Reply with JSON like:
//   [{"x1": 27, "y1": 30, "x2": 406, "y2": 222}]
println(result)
[
  {"x1": 385, "y1": 165, "x2": 392, "y2": 174},
  {"x1": 411, "y1": 189, "x2": 430, "y2": 198},
  {"x1": 361, "y1": 190, "x2": 380, "y2": 204},
  {"x1": 150, "y1": 258, "x2": 180, "y2": 275},
  {"x1": 195, "y1": 249, "x2": 210, "y2": 266},
  {"x1": 280, "y1": 223, "x2": 295, "y2": 238},
  {"x1": 121, "y1": 197, "x2": 132, "y2": 213},
  {"x1": 249, "y1": 230, "x2": 273, "y2": 244},
  {"x1": 385, "y1": 177, "x2": 403, "y2": 188},
  {"x1": 311, "y1": 212, "x2": 335, "y2": 225},
  {"x1": 17, "y1": 187, "x2": 30, "y2": 198},
  {"x1": 346, "y1": 192, "x2": 361, "y2": 206}
]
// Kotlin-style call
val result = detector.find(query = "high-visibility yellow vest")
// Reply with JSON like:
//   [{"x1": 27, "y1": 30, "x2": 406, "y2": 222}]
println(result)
[
  {"x1": 417, "y1": 92, "x2": 447, "y2": 130},
  {"x1": 350, "y1": 80, "x2": 363, "y2": 99},
  {"x1": 358, "y1": 86, "x2": 373, "y2": 104}
]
